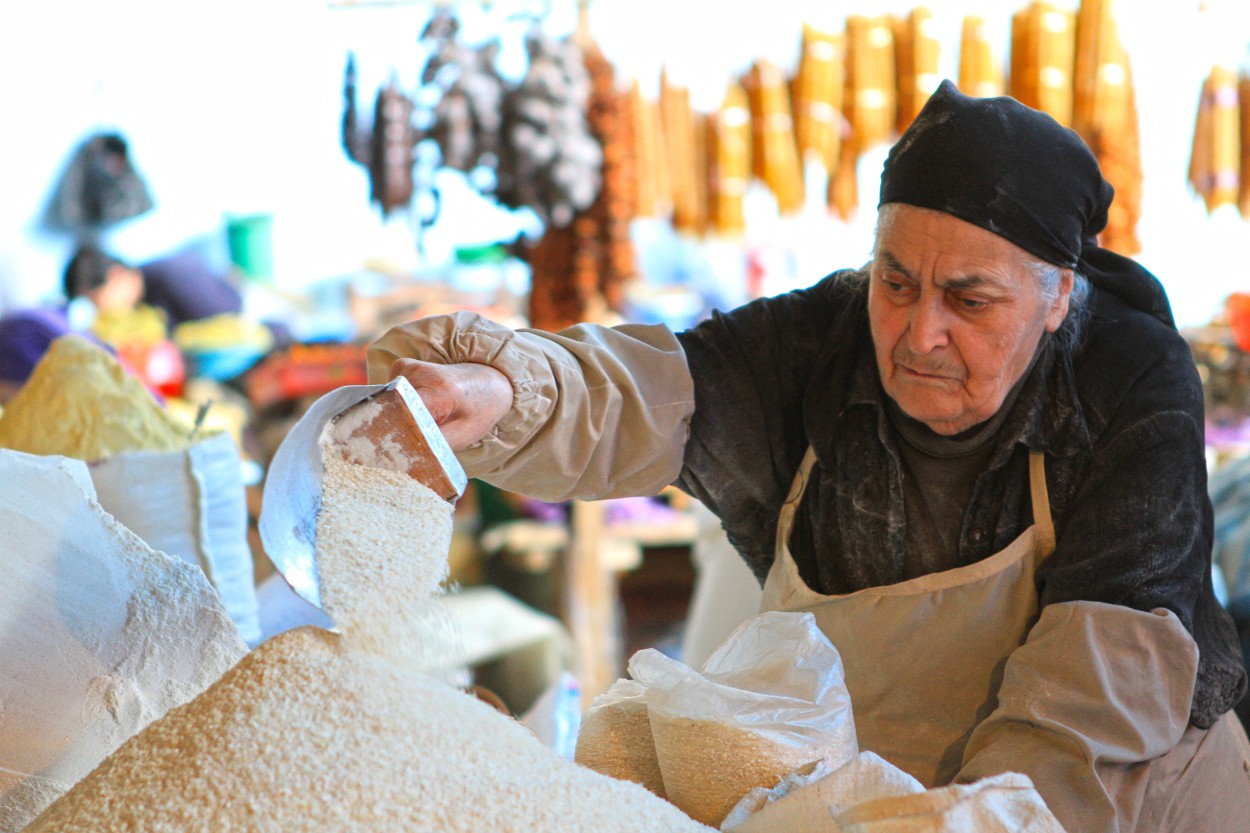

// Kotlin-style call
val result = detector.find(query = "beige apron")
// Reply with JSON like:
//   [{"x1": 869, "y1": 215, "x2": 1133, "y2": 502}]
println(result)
[{"x1": 760, "y1": 446, "x2": 1250, "y2": 830}]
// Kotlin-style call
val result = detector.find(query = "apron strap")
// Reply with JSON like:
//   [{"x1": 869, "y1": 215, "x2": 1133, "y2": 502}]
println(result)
[
  {"x1": 1029, "y1": 451, "x2": 1056, "y2": 560},
  {"x1": 775, "y1": 445, "x2": 819, "y2": 557}
]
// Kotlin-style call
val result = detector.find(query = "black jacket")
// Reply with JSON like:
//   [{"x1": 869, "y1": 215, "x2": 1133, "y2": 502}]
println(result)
[{"x1": 675, "y1": 268, "x2": 1245, "y2": 728}]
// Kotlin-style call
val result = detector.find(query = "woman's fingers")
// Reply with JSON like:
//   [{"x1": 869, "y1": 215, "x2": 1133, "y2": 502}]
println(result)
[{"x1": 388, "y1": 358, "x2": 513, "y2": 450}]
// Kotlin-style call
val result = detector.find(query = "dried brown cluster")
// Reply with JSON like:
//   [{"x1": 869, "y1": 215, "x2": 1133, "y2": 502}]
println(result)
[{"x1": 525, "y1": 41, "x2": 638, "y2": 332}]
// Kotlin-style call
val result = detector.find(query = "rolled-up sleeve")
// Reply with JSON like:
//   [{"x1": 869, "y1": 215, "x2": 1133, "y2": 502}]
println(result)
[{"x1": 367, "y1": 311, "x2": 695, "y2": 502}]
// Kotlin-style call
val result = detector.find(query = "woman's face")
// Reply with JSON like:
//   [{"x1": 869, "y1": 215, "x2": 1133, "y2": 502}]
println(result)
[{"x1": 868, "y1": 206, "x2": 1072, "y2": 435}]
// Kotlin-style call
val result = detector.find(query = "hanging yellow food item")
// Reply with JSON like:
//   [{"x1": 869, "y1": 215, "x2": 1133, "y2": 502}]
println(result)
[
  {"x1": 1188, "y1": 64, "x2": 1240, "y2": 213},
  {"x1": 1072, "y1": 0, "x2": 1142, "y2": 255},
  {"x1": 843, "y1": 15, "x2": 896, "y2": 151},
  {"x1": 830, "y1": 14, "x2": 895, "y2": 221},
  {"x1": 894, "y1": 7, "x2": 941, "y2": 134},
  {"x1": 1095, "y1": 64, "x2": 1143, "y2": 255},
  {"x1": 660, "y1": 69, "x2": 707, "y2": 234},
  {"x1": 630, "y1": 79, "x2": 669, "y2": 220},
  {"x1": 1009, "y1": 2, "x2": 1075, "y2": 126},
  {"x1": 958, "y1": 15, "x2": 1003, "y2": 98},
  {"x1": 742, "y1": 59, "x2": 805, "y2": 216},
  {"x1": 707, "y1": 83, "x2": 752, "y2": 238},
  {"x1": 791, "y1": 24, "x2": 844, "y2": 174},
  {"x1": 1240, "y1": 70, "x2": 1250, "y2": 218},
  {"x1": 828, "y1": 138, "x2": 861, "y2": 223}
]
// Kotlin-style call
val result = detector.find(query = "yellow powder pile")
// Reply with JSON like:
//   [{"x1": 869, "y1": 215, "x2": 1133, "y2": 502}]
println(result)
[
  {"x1": 23, "y1": 626, "x2": 716, "y2": 833},
  {"x1": 0, "y1": 335, "x2": 191, "y2": 459}
]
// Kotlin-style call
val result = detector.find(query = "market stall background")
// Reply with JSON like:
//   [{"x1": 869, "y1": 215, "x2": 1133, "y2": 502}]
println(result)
[{"x1": 0, "y1": 0, "x2": 1249, "y2": 328}]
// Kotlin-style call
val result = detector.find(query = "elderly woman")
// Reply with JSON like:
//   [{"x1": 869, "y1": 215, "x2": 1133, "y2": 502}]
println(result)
[{"x1": 369, "y1": 81, "x2": 1250, "y2": 830}]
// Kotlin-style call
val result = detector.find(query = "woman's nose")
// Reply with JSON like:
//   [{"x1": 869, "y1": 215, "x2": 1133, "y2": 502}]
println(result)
[{"x1": 907, "y1": 295, "x2": 951, "y2": 353}]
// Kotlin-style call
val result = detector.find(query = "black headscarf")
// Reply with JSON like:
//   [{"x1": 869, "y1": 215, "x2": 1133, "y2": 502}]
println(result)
[{"x1": 879, "y1": 80, "x2": 1174, "y2": 329}]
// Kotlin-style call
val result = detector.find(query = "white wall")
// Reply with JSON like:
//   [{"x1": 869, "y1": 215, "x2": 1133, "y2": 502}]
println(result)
[{"x1": 0, "y1": 0, "x2": 1247, "y2": 327}]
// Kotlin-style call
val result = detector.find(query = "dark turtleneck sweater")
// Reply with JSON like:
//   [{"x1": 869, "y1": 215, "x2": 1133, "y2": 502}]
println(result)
[{"x1": 890, "y1": 340, "x2": 1045, "y2": 576}]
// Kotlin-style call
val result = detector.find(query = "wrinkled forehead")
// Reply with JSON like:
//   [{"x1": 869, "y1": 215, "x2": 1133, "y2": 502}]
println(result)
[{"x1": 872, "y1": 204, "x2": 1044, "y2": 281}]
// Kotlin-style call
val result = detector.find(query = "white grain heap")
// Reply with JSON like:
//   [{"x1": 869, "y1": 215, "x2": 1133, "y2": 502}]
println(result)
[
  {"x1": 24, "y1": 626, "x2": 714, "y2": 833},
  {"x1": 24, "y1": 405, "x2": 714, "y2": 832}
]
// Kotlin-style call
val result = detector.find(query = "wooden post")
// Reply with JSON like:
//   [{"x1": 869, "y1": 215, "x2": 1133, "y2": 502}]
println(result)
[{"x1": 563, "y1": 499, "x2": 621, "y2": 704}]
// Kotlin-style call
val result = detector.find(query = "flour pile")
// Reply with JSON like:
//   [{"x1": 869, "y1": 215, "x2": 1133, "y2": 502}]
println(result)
[{"x1": 0, "y1": 452, "x2": 246, "y2": 831}]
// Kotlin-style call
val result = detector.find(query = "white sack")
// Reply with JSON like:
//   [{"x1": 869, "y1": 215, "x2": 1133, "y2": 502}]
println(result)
[
  {"x1": 630, "y1": 610, "x2": 858, "y2": 827},
  {"x1": 832, "y1": 772, "x2": 1067, "y2": 833},
  {"x1": 722, "y1": 751, "x2": 925, "y2": 832},
  {"x1": 89, "y1": 431, "x2": 260, "y2": 644},
  {"x1": 0, "y1": 450, "x2": 248, "y2": 831}
]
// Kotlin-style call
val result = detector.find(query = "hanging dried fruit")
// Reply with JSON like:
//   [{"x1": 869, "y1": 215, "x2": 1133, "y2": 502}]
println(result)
[
  {"x1": 843, "y1": 15, "x2": 896, "y2": 152},
  {"x1": 421, "y1": 14, "x2": 507, "y2": 174},
  {"x1": 369, "y1": 81, "x2": 418, "y2": 218},
  {"x1": 496, "y1": 30, "x2": 602, "y2": 230},
  {"x1": 630, "y1": 80, "x2": 670, "y2": 221},
  {"x1": 524, "y1": 40, "x2": 638, "y2": 331},
  {"x1": 830, "y1": 15, "x2": 895, "y2": 220}
]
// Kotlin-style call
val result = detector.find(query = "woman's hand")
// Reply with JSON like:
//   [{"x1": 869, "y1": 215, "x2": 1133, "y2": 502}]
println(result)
[{"x1": 389, "y1": 358, "x2": 513, "y2": 451}]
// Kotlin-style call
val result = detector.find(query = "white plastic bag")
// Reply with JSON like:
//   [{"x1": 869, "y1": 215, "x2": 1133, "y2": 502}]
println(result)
[
  {"x1": 831, "y1": 773, "x2": 1067, "y2": 833},
  {"x1": 0, "y1": 450, "x2": 248, "y2": 831},
  {"x1": 630, "y1": 611, "x2": 858, "y2": 827},
  {"x1": 574, "y1": 678, "x2": 666, "y2": 796},
  {"x1": 722, "y1": 751, "x2": 925, "y2": 832},
  {"x1": 89, "y1": 431, "x2": 260, "y2": 644}
]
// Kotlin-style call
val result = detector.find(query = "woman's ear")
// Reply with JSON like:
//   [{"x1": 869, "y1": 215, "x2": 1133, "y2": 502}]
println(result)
[{"x1": 1044, "y1": 269, "x2": 1074, "y2": 332}]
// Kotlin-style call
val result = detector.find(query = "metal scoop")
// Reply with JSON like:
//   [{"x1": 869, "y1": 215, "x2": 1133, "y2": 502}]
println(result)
[{"x1": 258, "y1": 376, "x2": 467, "y2": 610}]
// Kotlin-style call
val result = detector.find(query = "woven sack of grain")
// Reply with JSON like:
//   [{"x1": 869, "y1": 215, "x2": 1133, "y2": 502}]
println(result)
[
  {"x1": 831, "y1": 772, "x2": 1066, "y2": 833},
  {"x1": 574, "y1": 677, "x2": 666, "y2": 797},
  {"x1": 722, "y1": 750, "x2": 924, "y2": 832},
  {"x1": 629, "y1": 611, "x2": 858, "y2": 827}
]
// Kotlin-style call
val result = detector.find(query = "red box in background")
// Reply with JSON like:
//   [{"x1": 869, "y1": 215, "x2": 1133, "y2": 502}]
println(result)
[{"x1": 244, "y1": 343, "x2": 368, "y2": 410}]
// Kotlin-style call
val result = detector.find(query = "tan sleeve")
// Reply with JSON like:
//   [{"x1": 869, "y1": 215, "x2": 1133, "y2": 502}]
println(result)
[
  {"x1": 366, "y1": 311, "x2": 695, "y2": 502},
  {"x1": 957, "y1": 601, "x2": 1198, "y2": 833}
]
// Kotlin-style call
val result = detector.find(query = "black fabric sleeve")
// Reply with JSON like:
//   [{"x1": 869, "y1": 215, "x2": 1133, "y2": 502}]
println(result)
[{"x1": 672, "y1": 271, "x2": 857, "y2": 581}]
